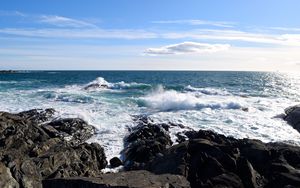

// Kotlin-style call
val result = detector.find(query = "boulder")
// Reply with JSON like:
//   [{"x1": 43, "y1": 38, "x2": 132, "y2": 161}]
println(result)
[
  {"x1": 122, "y1": 116, "x2": 172, "y2": 169},
  {"x1": 284, "y1": 105, "x2": 300, "y2": 132},
  {"x1": 109, "y1": 157, "x2": 123, "y2": 168}
]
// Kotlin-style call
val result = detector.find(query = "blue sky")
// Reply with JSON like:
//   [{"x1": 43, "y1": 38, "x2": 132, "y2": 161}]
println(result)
[{"x1": 1, "y1": 0, "x2": 300, "y2": 71}]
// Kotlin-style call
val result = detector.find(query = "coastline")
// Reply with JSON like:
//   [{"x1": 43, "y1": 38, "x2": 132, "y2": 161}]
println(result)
[{"x1": 1, "y1": 106, "x2": 300, "y2": 188}]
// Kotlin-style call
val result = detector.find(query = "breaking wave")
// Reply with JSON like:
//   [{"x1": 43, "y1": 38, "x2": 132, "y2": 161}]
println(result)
[
  {"x1": 84, "y1": 77, "x2": 151, "y2": 90},
  {"x1": 140, "y1": 85, "x2": 242, "y2": 111}
]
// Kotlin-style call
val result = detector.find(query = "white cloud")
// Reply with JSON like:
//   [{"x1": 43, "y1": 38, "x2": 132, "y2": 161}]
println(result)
[
  {"x1": 144, "y1": 42, "x2": 230, "y2": 55},
  {"x1": 0, "y1": 28, "x2": 157, "y2": 39},
  {"x1": 2, "y1": 27, "x2": 300, "y2": 47},
  {"x1": 152, "y1": 19, "x2": 235, "y2": 28},
  {"x1": 39, "y1": 15, "x2": 96, "y2": 28},
  {"x1": 160, "y1": 29, "x2": 300, "y2": 46}
]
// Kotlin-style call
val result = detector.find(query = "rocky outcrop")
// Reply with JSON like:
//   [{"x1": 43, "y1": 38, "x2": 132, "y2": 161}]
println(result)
[
  {"x1": 3, "y1": 109, "x2": 300, "y2": 188},
  {"x1": 284, "y1": 104, "x2": 300, "y2": 132},
  {"x1": 0, "y1": 162, "x2": 19, "y2": 188},
  {"x1": 43, "y1": 118, "x2": 95, "y2": 145},
  {"x1": 0, "y1": 109, "x2": 107, "y2": 188},
  {"x1": 146, "y1": 129, "x2": 300, "y2": 188},
  {"x1": 122, "y1": 116, "x2": 172, "y2": 170},
  {"x1": 42, "y1": 170, "x2": 190, "y2": 188},
  {"x1": 83, "y1": 83, "x2": 108, "y2": 90},
  {"x1": 121, "y1": 117, "x2": 300, "y2": 188}
]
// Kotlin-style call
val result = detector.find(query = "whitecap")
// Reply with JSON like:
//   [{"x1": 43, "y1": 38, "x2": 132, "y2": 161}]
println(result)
[
  {"x1": 184, "y1": 85, "x2": 230, "y2": 96},
  {"x1": 140, "y1": 87, "x2": 243, "y2": 111},
  {"x1": 83, "y1": 77, "x2": 151, "y2": 91}
]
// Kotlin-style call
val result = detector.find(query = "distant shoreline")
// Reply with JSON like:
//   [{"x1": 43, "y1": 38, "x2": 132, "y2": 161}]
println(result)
[{"x1": 0, "y1": 70, "x2": 18, "y2": 74}]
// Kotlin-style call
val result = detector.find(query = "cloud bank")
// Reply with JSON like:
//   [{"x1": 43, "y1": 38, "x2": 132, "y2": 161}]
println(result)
[{"x1": 144, "y1": 42, "x2": 230, "y2": 55}]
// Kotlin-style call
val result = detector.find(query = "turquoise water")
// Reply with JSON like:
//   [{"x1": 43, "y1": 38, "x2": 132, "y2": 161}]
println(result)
[{"x1": 1, "y1": 71, "x2": 300, "y2": 159}]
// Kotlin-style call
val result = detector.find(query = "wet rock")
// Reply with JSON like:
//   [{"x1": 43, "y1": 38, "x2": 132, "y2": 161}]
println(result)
[
  {"x1": 44, "y1": 118, "x2": 95, "y2": 144},
  {"x1": 145, "y1": 129, "x2": 300, "y2": 188},
  {"x1": 42, "y1": 170, "x2": 191, "y2": 188},
  {"x1": 17, "y1": 108, "x2": 55, "y2": 124},
  {"x1": 284, "y1": 105, "x2": 300, "y2": 132},
  {"x1": 122, "y1": 117, "x2": 172, "y2": 169},
  {"x1": 84, "y1": 83, "x2": 108, "y2": 90},
  {"x1": 110, "y1": 157, "x2": 123, "y2": 168}
]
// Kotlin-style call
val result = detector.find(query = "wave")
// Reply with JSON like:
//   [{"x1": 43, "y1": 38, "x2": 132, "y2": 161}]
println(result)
[
  {"x1": 139, "y1": 86, "x2": 242, "y2": 111},
  {"x1": 84, "y1": 77, "x2": 151, "y2": 90},
  {"x1": 184, "y1": 85, "x2": 230, "y2": 96},
  {"x1": 39, "y1": 91, "x2": 94, "y2": 104}
]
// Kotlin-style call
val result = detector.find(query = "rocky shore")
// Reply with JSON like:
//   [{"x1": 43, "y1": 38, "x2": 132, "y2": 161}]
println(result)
[{"x1": 1, "y1": 106, "x2": 300, "y2": 188}]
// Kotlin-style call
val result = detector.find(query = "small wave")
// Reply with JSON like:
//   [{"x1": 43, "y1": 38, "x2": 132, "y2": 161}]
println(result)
[
  {"x1": 139, "y1": 87, "x2": 242, "y2": 111},
  {"x1": 184, "y1": 85, "x2": 230, "y2": 96},
  {"x1": 40, "y1": 91, "x2": 94, "y2": 104},
  {"x1": 84, "y1": 77, "x2": 151, "y2": 90}
]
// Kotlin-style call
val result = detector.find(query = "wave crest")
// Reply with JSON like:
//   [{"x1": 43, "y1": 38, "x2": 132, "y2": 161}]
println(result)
[
  {"x1": 84, "y1": 77, "x2": 151, "y2": 90},
  {"x1": 140, "y1": 86, "x2": 242, "y2": 111},
  {"x1": 184, "y1": 85, "x2": 230, "y2": 96}
]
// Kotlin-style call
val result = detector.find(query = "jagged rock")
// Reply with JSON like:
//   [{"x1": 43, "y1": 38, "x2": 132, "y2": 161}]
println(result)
[
  {"x1": 284, "y1": 105, "x2": 300, "y2": 132},
  {"x1": 145, "y1": 129, "x2": 300, "y2": 188},
  {"x1": 122, "y1": 116, "x2": 172, "y2": 169},
  {"x1": 0, "y1": 109, "x2": 107, "y2": 188},
  {"x1": 43, "y1": 118, "x2": 95, "y2": 144},
  {"x1": 17, "y1": 108, "x2": 55, "y2": 124},
  {"x1": 0, "y1": 162, "x2": 19, "y2": 188},
  {"x1": 84, "y1": 83, "x2": 108, "y2": 90},
  {"x1": 42, "y1": 170, "x2": 190, "y2": 188}
]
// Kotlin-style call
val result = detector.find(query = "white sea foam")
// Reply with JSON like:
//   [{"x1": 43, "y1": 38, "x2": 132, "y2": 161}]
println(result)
[
  {"x1": 84, "y1": 77, "x2": 151, "y2": 90},
  {"x1": 1, "y1": 76, "x2": 300, "y2": 164},
  {"x1": 140, "y1": 87, "x2": 242, "y2": 111},
  {"x1": 184, "y1": 85, "x2": 230, "y2": 96}
]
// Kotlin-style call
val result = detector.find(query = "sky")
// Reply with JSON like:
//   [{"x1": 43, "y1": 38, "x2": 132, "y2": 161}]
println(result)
[{"x1": 1, "y1": 0, "x2": 300, "y2": 71}]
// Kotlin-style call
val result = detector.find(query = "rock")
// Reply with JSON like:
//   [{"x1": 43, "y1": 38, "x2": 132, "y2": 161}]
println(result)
[
  {"x1": 17, "y1": 108, "x2": 55, "y2": 124},
  {"x1": 0, "y1": 109, "x2": 107, "y2": 188},
  {"x1": 284, "y1": 105, "x2": 300, "y2": 132},
  {"x1": 122, "y1": 116, "x2": 172, "y2": 169},
  {"x1": 44, "y1": 118, "x2": 95, "y2": 144},
  {"x1": 110, "y1": 157, "x2": 123, "y2": 168},
  {"x1": 42, "y1": 170, "x2": 191, "y2": 188},
  {"x1": 144, "y1": 128, "x2": 300, "y2": 188},
  {"x1": 0, "y1": 162, "x2": 19, "y2": 188},
  {"x1": 83, "y1": 83, "x2": 108, "y2": 90},
  {"x1": 237, "y1": 157, "x2": 266, "y2": 188}
]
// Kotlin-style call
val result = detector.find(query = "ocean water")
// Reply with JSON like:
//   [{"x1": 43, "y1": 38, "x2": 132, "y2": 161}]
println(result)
[{"x1": 1, "y1": 71, "x2": 300, "y2": 160}]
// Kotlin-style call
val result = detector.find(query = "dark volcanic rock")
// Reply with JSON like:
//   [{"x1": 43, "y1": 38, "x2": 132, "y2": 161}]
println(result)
[
  {"x1": 17, "y1": 108, "x2": 55, "y2": 124},
  {"x1": 44, "y1": 118, "x2": 95, "y2": 145},
  {"x1": 109, "y1": 157, "x2": 123, "y2": 168},
  {"x1": 84, "y1": 83, "x2": 109, "y2": 90},
  {"x1": 284, "y1": 104, "x2": 300, "y2": 132},
  {"x1": 145, "y1": 129, "x2": 300, "y2": 188},
  {"x1": 0, "y1": 109, "x2": 107, "y2": 188},
  {"x1": 42, "y1": 170, "x2": 190, "y2": 188},
  {"x1": 122, "y1": 116, "x2": 172, "y2": 169}
]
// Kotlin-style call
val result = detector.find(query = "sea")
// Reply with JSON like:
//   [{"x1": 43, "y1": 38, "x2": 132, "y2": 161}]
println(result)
[{"x1": 1, "y1": 71, "x2": 300, "y2": 160}]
